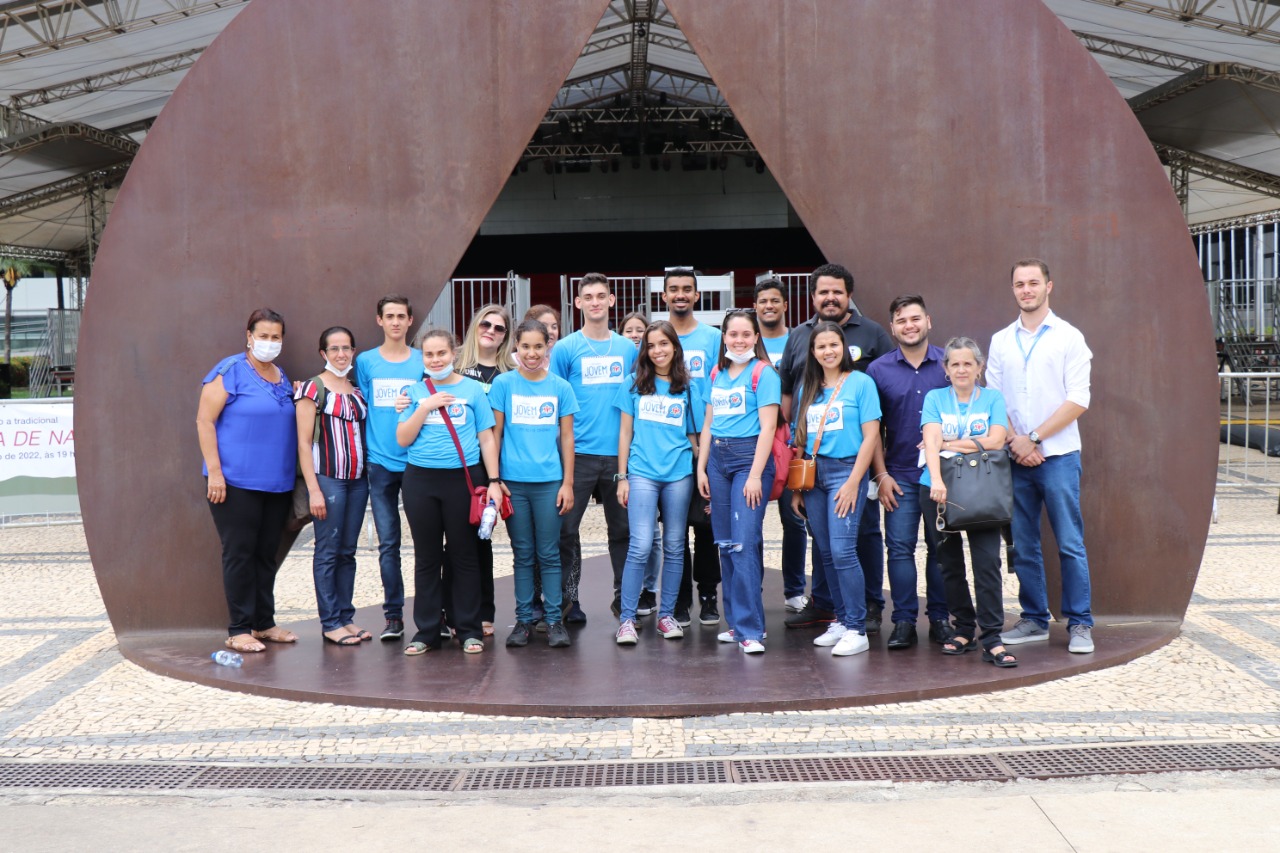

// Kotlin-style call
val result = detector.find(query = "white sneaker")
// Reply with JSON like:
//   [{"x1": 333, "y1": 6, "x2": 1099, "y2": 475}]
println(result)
[
  {"x1": 717, "y1": 629, "x2": 736, "y2": 643},
  {"x1": 785, "y1": 595, "x2": 809, "y2": 613},
  {"x1": 739, "y1": 639, "x2": 765, "y2": 654},
  {"x1": 832, "y1": 630, "x2": 869, "y2": 656},
  {"x1": 615, "y1": 620, "x2": 638, "y2": 645},
  {"x1": 813, "y1": 623, "x2": 848, "y2": 647}
]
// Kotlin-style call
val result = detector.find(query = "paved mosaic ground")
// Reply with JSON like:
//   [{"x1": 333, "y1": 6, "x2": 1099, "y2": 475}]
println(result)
[{"x1": 1, "y1": 465, "x2": 1277, "y2": 766}]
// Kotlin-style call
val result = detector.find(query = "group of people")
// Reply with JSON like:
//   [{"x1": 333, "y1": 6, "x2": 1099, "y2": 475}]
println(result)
[{"x1": 197, "y1": 258, "x2": 1096, "y2": 666}]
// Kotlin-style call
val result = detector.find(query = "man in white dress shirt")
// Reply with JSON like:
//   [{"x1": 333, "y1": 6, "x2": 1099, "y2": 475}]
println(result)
[{"x1": 986, "y1": 259, "x2": 1095, "y2": 654}]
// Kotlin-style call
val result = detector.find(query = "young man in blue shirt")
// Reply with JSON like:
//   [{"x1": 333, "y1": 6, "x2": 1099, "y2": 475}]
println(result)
[
  {"x1": 866, "y1": 294, "x2": 953, "y2": 649},
  {"x1": 354, "y1": 294, "x2": 420, "y2": 642},
  {"x1": 550, "y1": 272, "x2": 637, "y2": 622},
  {"x1": 661, "y1": 268, "x2": 722, "y2": 626},
  {"x1": 755, "y1": 277, "x2": 808, "y2": 614}
]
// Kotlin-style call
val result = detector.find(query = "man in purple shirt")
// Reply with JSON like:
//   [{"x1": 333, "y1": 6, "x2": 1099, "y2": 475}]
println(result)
[{"x1": 865, "y1": 294, "x2": 953, "y2": 649}]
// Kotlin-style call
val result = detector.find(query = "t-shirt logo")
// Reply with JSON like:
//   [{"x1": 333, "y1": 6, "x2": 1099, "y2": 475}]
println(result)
[
  {"x1": 806, "y1": 403, "x2": 845, "y2": 433},
  {"x1": 711, "y1": 386, "x2": 747, "y2": 417},
  {"x1": 372, "y1": 378, "x2": 412, "y2": 408},
  {"x1": 426, "y1": 399, "x2": 468, "y2": 425},
  {"x1": 685, "y1": 352, "x2": 706, "y2": 377},
  {"x1": 638, "y1": 394, "x2": 684, "y2": 426},
  {"x1": 969, "y1": 417, "x2": 989, "y2": 436},
  {"x1": 769, "y1": 352, "x2": 783, "y2": 367},
  {"x1": 582, "y1": 356, "x2": 625, "y2": 385},
  {"x1": 848, "y1": 345, "x2": 862, "y2": 363},
  {"x1": 510, "y1": 394, "x2": 558, "y2": 425}
]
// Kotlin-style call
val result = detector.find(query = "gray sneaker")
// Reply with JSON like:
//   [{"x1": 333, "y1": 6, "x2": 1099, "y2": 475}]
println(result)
[
  {"x1": 1001, "y1": 619, "x2": 1049, "y2": 645},
  {"x1": 1068, "y1": 624, "x2": 1094, "y2": 654}
]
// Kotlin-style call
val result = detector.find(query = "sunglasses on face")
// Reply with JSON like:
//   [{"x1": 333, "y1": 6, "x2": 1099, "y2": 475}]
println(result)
[{"x1": 479, "y1": 320, "x2": 507, "y2": 334}]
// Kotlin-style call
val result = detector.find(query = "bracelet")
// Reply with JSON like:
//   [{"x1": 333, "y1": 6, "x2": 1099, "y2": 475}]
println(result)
[
  {"x1": 872, "y1": 472, "x2": 889, "y2": 481},
  {"x1": 489, "y1": 476, "x2": 502, "y2": 483}
]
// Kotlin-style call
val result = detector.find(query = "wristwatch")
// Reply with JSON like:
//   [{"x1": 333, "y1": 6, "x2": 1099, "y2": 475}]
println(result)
[
  {"x1": 613, "y1": 473, "x2": 628, "y2": 482},
  {"x1": 1029, "y1": 431, "x2": 1042, "y2": 445}
]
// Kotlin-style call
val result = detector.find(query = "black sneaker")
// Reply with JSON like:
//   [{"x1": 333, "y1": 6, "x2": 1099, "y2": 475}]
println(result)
[
  {"x1": 865, "y1": 604, "x2": 883, "y2": 635},
  {"x1": 674, "y1": 604, "x2": 692, "y2": 627},
  {"x1": 698, "y1": 595, "x2": 720, "y2": 626},
  {"x1": 785, "y1": 602, "x2": 836, "y2": 628},
  {"x1": 379, "y1": 619, "x2": 404, "y2": 641},
  {"x1": 546, "y1": 622, "x2": 572, "y2": 648},
  {"x1": 505, "y1": 622, "x2": 533, "y2": 647},
  {"x1": 637, "y1": 589, "x2": 657, "y2": 617},
  {"x1": 929, "y1": 619, "x2": 955, "y2": 645},
  {"x1": 610, "y1": 595, "x2": 622, "y2": 618},
  {"x1": 564, "y1": 600, "x2": 587, "y2": 624}
]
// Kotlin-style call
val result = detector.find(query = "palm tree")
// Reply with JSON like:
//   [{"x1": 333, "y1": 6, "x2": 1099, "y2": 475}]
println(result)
[{"x1": 2, "y1": 256, "x2": 41, "y2": 370}]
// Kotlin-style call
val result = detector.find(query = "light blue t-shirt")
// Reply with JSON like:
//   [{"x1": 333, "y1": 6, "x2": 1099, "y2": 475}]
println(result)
[
  {"x1": 355, "y1": 346, "x2": 423, "y2": 472},
  {"x1": 762, "y1": 332, "x2": 789, "y2": 368},
  {"x1": 678, "y1": 323, "x2": 721, "y2": 400},
  {"x1": 397, "y1": 376, "x2": 495, "y2": 469},
  {"x1": 550, "y1": 330, "x2": 636, "y2": 456},
  {"x1": 919, "y1": 385, "x2": 1009, "y2": 487},
  {"x1": 489, "y1": 371, "x2": 580, "y2": 483},
  {"x1": 613, "y1": 377, "x2": 705, "y2": 483},
  {"x1": 708, "y1": 359, "x2": 782, "y2": 439},
  {"x1": 792, "y1": 373, "x2": 882, "y2": 459}
]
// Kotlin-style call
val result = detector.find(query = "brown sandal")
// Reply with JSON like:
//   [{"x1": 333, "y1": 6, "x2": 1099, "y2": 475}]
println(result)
[
  {"x1": 252, "y1": 627, "x2": 298, "y2": 644},
  {"x1": 483, "y1": 621, "x2": 495, "y2": 637},
  {"x1": 226, "y1": 634, "x2": 266, "y2": 653}
]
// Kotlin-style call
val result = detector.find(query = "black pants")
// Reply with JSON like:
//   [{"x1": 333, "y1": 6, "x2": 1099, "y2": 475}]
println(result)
[
  {"x1": 402, "y1": 463, "x2": 484, "y2": 646},
  {"x1": 442, "y1": 538, "x2": 495, "y2": 625},
  {"x1": 921, "y1": 487, "x2": 1005, "y2": 649},
  {"x1": 558, "y1": 453, "x2": 630, "y2": 604},
  {"x1": 207, "y1": 483, "x2": 291, "y2": 636},
  {"x1": 677, "y1": 513, "x2": 721, "y2": 608}
]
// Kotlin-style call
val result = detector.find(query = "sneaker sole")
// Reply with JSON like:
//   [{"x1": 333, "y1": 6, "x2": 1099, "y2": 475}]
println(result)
[
  {"x1": 832, "y1": 642, "x2": 869, "y2": 656},
  {"x1": 616, "y1": 637, "x2": 637, "y2": 645},
  {"x1": 1002, "y1": 632, "x2": 1050, "y2": 645},
  {"x1": 1069, "y1": 642, "x2": 1095, "y2": 654},
  {"x1": 379, "y1": 633, "x2": 403, "y2": 641},
  {"x1": 699, "y1": 616, "x2": 720, "y2": 625}
]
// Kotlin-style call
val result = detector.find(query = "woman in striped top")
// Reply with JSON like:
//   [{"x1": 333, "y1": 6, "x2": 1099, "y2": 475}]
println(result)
[{"x1": 295, "y1": 326, "x2": 370, "y2": 646}]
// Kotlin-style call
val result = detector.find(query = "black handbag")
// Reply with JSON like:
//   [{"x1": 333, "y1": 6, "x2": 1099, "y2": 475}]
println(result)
[{"x1": 936, "y1": 445, "x2": 1013, "y2": 533}]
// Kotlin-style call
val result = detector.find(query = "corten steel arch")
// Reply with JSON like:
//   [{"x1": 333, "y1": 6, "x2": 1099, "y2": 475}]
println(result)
[{"x1": 78, "y1": 0, "x2": 1215, "y2": 713}]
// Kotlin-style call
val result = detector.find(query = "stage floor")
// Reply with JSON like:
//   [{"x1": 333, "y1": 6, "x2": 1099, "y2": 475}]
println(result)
[{"x1": 119, "y1": 557, "x2": 1179, "y2": 718}]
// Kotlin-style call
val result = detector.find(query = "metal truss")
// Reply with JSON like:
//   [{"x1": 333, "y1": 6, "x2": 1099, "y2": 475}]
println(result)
[
  {"x1": 0, "y1": 0, "x2": 248, "y2": 64},
  {"x1": 542, "y1": 106, "x2": 732, "y2": 125},
  {"x1": 1081, "y1": 1, "x2": 1280, "y2": 45},
  {"x1": 1072, "y1": 30, "x2": 1205, "y2": 72},
  {"x1": 0, "y1": 118, "x2": 137, "y2": 158},
  {"x1": 0, "y1": 161, "x2": 128, "y2": 220},
  {"x1": 9, "y1": 46, "x2": 203, "y2": 109},
  {"x1": 1155, "y1": 143, "x2": 1280, "y2": 198},
  {"x1": 1129, "y1": 61, "x2": 1280, "y2": 111},
  {"x1": 524, "y1": 138, "x2": 754, "y2": 160},
  {"x1": 628, "y1": 0, "x2": 653, "y2": 107},
  {"x1": 1189, "y1": 207, "x2": 1280, "y2": 234},
  {"x1": 0, "y1": 242, "x2": 70, "y2": 261}
]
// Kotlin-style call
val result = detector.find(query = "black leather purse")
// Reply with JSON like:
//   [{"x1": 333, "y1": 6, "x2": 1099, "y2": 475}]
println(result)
[{"x1": 936, "y1": 445, "x2": 1013, "y2": 533}]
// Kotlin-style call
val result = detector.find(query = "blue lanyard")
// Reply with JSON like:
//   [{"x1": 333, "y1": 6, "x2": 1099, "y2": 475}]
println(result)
[
  {"x1": 948, "y1": 386, "x2": 981, "y2": 438},
  {"x1": 1015, "y1": 323, "x2": 1049, "y2": 366}
]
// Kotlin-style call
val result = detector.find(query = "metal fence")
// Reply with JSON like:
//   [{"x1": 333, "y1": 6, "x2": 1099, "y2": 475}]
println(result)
[
  {"x1": 423, "y1": 273, "x2": 530, "y2": 340},
  {"x1": 1206, "y1": 278, "x2": 1279, "y2": 340},
  {"x1": 561, "y1": 272, "x2": 736, "y2": 332},
  {"x1": 26, "y1": 309, "x2": 80, "y2": 397},
  {"x1": 1217, "y1": 370, "x2": 1280, "y2": 517}
]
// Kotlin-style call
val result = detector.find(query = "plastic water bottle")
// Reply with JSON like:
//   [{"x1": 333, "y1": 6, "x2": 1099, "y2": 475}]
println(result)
[
  {"x1": 478, "y1": 500, "x2": 498, "y2": 540},
  {"x1": 211, "y1": 650, "x2": 243, "y2": 667}
]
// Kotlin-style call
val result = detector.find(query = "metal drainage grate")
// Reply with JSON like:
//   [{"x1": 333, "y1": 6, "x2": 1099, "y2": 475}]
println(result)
[{"x1": 1, "y1": 741, "x2": 1278, "y2": 793}]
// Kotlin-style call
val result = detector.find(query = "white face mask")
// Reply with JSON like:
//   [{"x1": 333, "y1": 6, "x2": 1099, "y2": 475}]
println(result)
[
  {"x1": 725, "y1": 348, "x2": 755, "y2": 365},
  {"x1": 424, "y1": 364, "x2": 454, "y2": 381},
  {"x1": 250, "y1": 339, "x2": 282, "y2": 363},
  {"x1": 325, "y1": 359, "x2": 352, "y2": 378}
]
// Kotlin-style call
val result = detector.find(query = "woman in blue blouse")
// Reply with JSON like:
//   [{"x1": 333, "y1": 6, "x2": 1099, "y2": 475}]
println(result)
[
  {"x1": 696, "y1": 310, "x2": 779, "y2": 653},
  {"x1": 921, "y1": 337, "x2": 1016, "y2": 667},
  {"x1": 613, "y1": 321, "x2": 703, "y2": 645},
  {"x1": 789, "y1": 322, "x2": 882, "y2": 657},
  {"x1": 396, "y1": 328, "x2": 504, "y2": 656},
  {"x1": 196, "y1": 308, "x2": 298, "y2": 655}
]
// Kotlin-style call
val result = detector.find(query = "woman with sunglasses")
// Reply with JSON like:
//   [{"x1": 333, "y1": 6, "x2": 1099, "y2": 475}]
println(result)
[
  {"x1": 696, "y1": 309, "x2": 780, "y2": 654},
  {"x1": 789, "y1": 321, "x2": 882, "y2": 657},
  {"x1": 921, "y1": 337, "x2": 1016, "y2": 667}
]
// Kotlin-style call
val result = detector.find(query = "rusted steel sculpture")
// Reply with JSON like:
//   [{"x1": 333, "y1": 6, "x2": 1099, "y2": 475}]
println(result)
[{"x1": 78, "y1": 0, "x2": 1213, "y2": 713}]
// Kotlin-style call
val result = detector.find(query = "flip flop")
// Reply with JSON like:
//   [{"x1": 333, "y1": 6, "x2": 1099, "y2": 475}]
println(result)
[
  {"x1": 323, "y1": 631, "x2": 362, "y2": 646},
  {"x1": 226, "y1": 635, "x2": 266, "y2": 653},
  {"x1": 344, "y1": 624, "x2": 374, "y2": 642},
  {"x1": 252, "y1": 627, "x2": 298, "y2": 644}
]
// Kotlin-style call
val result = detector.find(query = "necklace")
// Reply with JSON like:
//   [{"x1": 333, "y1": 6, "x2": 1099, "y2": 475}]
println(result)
[{"x1": 583, "y1": 330, "x2": 612, "y2": 358}]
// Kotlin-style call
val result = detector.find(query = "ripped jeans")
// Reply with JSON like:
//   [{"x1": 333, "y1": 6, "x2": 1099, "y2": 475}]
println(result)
[
  {"x1": 708, "y1": 435, "x2": 774, "y2": 643},
  {"x1": 802, "y1": 455, "x2": 868, "y2": 633}
]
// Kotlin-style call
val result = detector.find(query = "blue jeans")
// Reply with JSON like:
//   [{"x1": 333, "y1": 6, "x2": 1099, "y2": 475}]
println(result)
[
  {"x1": 809, "y1": 495, "x2": 881, "y2": 613},
  {"x1": 506, "y1": 480, "x2": 565, "y2": 625},
  {"x1": 1011, "y1": 451, "x2": 1093, "y2": 629},
  {"x1": 311, "y1": 473, "x2": 370, "y2": 632},
  {"x1": 883, "y1": 476, "x2": 949, "y2": 624},
  {"x1": 803, "y1": 456, "x2": 868, "y2": 632},
  {"x1": 643, "y1": 528, "x2": 660, "y2": 592},
  {"x1": 620, "y1": 475, "x2": 693, "y2": 621},
  {"x1": 708, "y1": 436, "x2": 774, "y2": 643},
  {"x1": 367, "y1": 462, "x2": 405, "y2": 620},
  {"x1": 778, "y1": 487, "x2": 809, "y2": 598}
]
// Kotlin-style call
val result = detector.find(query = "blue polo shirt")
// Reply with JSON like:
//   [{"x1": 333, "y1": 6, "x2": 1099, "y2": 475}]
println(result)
[
  {"x1": 550, "y1": 330, "x2": 636, "y2": 456},
  {"x1": 489, "y1": 371, "x2": 580, "y2": 483},
  {"x1": 397, "y1": 377, "x2": 495, "y2": 468},
  {"x1": 865, "y1": 345, "x2": 948, "y2": 485},
  {"x1": 919, "y1": 386, "x2": 1008, "y2": 488},
  {"x1": 678, "y1": 323, "x2": 721, "y2": 401}
]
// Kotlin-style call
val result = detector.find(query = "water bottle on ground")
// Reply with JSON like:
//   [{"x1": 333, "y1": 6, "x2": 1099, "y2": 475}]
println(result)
[
  {"x1": 478, "y1": 500, "x2": 498, "y2": 540},
  {"x1": 211, "y1": 650, "x2": 243, "y2": 667}
]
